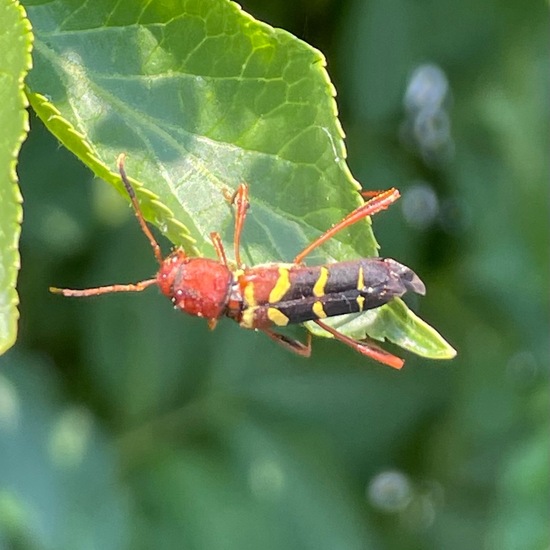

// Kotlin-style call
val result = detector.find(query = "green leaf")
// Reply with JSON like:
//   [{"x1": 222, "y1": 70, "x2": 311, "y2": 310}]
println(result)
[
  {"x1": 0, "y1": 0, "x2": 33, "y2": 355},
  {"x1": 306, "y1": 299, "x2": 457, "y2": 359},
  {"x1": 24, "y1": 0, "x2": 453, "y2": 360}
]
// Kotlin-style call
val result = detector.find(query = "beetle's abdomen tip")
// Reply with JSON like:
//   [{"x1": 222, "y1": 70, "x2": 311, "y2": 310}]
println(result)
[
  {"x1": 403, "y1": 270, "x2": 426, "y2": 296},
  {"x1": 384, "y1": 258, "x2": 426, "y2": 296}
]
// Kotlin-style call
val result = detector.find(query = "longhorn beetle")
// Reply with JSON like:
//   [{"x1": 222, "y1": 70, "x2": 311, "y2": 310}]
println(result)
[{"x1": 51, "y1": 155, "x2": 426, "y2": 369}]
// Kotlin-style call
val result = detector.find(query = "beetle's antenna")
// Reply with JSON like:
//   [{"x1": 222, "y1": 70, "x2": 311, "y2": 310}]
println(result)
[
  {"x1": 50, "y1": 279, "x2": 157, "y2": 297},
  {"x1": 117, "y1": 154, "x2": 163, "y2": 265}
]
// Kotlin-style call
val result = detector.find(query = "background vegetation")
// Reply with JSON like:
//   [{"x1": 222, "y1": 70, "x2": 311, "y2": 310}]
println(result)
[{"x1": 1, "y1": 0, "x2": 548, "y2": 549}]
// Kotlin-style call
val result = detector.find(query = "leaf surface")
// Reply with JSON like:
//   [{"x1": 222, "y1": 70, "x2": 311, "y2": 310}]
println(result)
[{"x1": 24, "y1": 0, "x2": 454, "y2": 359}]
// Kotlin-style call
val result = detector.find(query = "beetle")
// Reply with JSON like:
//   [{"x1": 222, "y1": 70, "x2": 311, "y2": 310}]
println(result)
[{"x1": 51, "y1": 155, "x2": 425, "y2": 369}]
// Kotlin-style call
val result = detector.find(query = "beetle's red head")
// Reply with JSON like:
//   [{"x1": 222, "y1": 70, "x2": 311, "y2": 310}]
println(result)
[{"x1": 157, "y1": 249, "x2": 234, "y2": 320}]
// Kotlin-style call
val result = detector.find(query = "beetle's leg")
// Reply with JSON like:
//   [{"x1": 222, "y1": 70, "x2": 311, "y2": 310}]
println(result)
[
  {"x1": 262, "y1": 329, "x2": 312, "y2": 357},
  {"x1": 210, "y1": 232, "x2": 229, "y2": 267},
  {"x1": 360, "y1": 189, "x2": 384, "y2": 199},
  {"x1": 314, "y1": 319, "x2": 404, "y2": 369},
  {"x1": 50, "y1": 278, "x2": 157, "y2": 297},
  {"x1": 294, "y1": 188, "x2": 400, "y2": 264},
  {"x1": 224, "y1": 183, "x2": 250, "y2": 267}
]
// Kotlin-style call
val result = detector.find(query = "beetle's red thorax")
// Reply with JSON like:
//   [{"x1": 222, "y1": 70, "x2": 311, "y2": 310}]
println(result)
[{"x1": 157, "y1": 250, "x2": 233, "y2": 319}]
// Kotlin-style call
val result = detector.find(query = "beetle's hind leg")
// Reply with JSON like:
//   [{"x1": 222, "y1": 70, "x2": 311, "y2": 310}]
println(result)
[
  {"x1": 314, "y1": 319, "x2": 405, "y2": 369},
  {"x1": 262, "y1": 329, "x2": 312, "y2": 357},
  {"x1": 293, "y1": 188, "x2": 400, "y2": 264}
]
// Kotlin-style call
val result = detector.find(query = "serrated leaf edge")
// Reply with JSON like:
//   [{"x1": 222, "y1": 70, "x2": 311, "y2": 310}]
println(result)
[
  {"x1": 0, "y1": 0, "x2": 34, "y2": 355},
  {"x1": 229, "y1": 0, "x2": 362, "y2": 195},
  {"x1": 25, "y1": 91, "x2": 199, "y2": 256}
]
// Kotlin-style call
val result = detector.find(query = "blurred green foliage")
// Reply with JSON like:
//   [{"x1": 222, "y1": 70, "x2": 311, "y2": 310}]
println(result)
[{"x1": 1, "y1": 0, "x2": 548, "y2": 549}]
